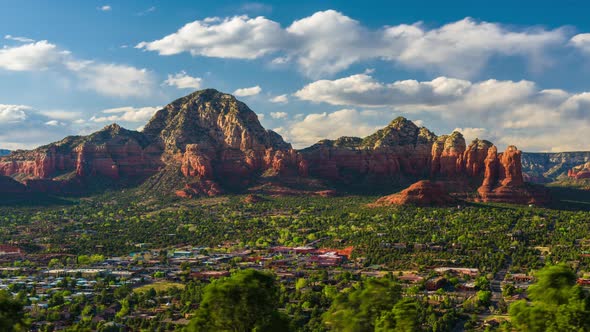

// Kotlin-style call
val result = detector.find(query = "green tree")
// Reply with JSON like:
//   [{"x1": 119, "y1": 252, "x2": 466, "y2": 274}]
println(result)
[
  {"x1": 0, "y1": 290, "x2": 27, "y2": 332},
  {"x1": 509, "y1": 264, "x2": 590, "y2": 331},
  {"x1": 186, "y1": 269, "x2": 289, "y2": 332},
  {"x1": 323, "y1": 278, "x2": 402, "y2": 331}
]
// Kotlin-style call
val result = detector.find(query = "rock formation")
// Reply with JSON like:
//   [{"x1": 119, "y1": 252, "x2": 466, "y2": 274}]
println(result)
[
  {"x1": 521, "y1": 152, "x2": 590, "y2": 183},
  {"x1": 0, "y1": 124, "x2": 162, "y2": 186},
  {"x1": 476, "y1": 146, "x2": 549, "y2": 204},
  {"x1": 568, "y1": 162, "x2": 590, "y2": 180},
  {"x1": 372, "y1": 180, "x2": 455, "y2": 206},
  {"x1": 0, "y1": 88, "x2": 550, "y2": 204},
  {"x1": 300, "y1": 117, "x2": 437, "y2": 184}
]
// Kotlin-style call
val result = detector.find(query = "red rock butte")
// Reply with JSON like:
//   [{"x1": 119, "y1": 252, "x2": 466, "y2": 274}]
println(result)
[
  {"x1": 0, "y1": 89, "x2": 549, "y2": 205},
  {"x1": 372, "y1": 180, "x2": 455, "y2": 206}
]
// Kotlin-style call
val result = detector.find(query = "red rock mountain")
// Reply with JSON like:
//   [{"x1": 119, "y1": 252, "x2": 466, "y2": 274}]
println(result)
[
  {"x1": 0, "y1": 89, "x2": 547, "y2": 204},
  {"x1": 372, "y1": 180, "x2": 455, "y2": 206},
  {"x1": 568, "y1": 162, "x2": 590, "y2": 180}
]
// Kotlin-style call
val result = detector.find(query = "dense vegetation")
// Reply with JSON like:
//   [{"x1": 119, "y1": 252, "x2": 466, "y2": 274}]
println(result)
[{"x1": 0, "y1": 191, "x2": 590, "y2": 330}]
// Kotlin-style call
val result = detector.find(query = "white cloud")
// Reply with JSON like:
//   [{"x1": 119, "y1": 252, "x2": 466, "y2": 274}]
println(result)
[
  {"x1": 4, "y1": 35, "x2": 34, "y2": 43},
  {"x1": 136, "y1": 15, "x2": 287, "y2": 58},
  {"x1": 44, "y1": 120, "x2": 63, "y2": 126},
  {"x1": 0, "y1": 105, "x2": 87, "y2": 149},
  {"x1": 136, "y1": 10, "x2": 568, "y2": 77},
  {"x1": 99, "y1": 5, "x2": 111, "y2": 11},
  {"x1": 275, "y1": 109, "x2": 382, "y2": 148},
  {"x1": 163, "y1": 71, "x2": 202, "y2": 89},
  {"x1": 270, "y1": 111, "x2": 288, "y2": 119},
  {"x1": 0, "y1": 40, "x2": 69, "y2": 71},
  {"x1": 270, "y1": 94, "x2": 288, "y2": 103},
  {"x1": 290, "y1": 73, "x2": 590, "y2": 151},
  {"x1": 453, "y1": 127, "x2": 488, "y2": 144},
  {"x1": 37, "y1": 110, "x2": 83, "y2": 121},
  {"x1": 294, "y1": 74, "x2": 471, "y2": 107},
  {"x1": 90, "y1": 106, "x2": 161, "y2": 123},
  {"x1": 69, "y1": 62, "x2": 155, "y2": 97},
  {"x1": 0, "y1": 104, "x2": 30, "y2": 122},
  {"x1": 233, "y1": 85, "x2": 262, "y2": 97},
  {"x1": 0, "y1": 40, "x2": 155, "y2": 97},
  {"x1": 571, "y1": 33, "x2": 590, "y2": 54}
]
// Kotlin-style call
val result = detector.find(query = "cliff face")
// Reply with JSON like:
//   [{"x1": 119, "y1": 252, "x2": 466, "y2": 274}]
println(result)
[
  {"x1": 0, "y1": 89, "x2": 305, "y2": 197},
  {"x1": 0, "y1": 89, "x2": 549, "y2": 204},
  {"x1": 300, "y1": 117, "x2": 438, "y2": 183},
  {"x1": 568, "y1": 162, "x2": 590, "y2": 180},
  {"x1": 0, "y1": 124, "x2": 163, "y2": 190},
  {"x1": 476, "y1": 146, "x2": 549, "y2": 204},
  {"x1": 142, "y1": 89, "x2": 306, "y2": 196},
  {"x1": 521, "y1": 152, "x2": 590, "y2": 183}
]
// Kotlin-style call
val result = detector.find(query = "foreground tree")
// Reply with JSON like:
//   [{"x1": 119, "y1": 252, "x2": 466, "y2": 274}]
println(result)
[
  {"x1": 0, "y1": 290, "x2": 27, "y2": 332},
  {"x1": 323, "y1": 277, "x2": 418, "y2": 331},
  {"x1": 509, "y1": 264, "x2": 590, "y2": 331},
  {"x1": 186, "y1": 269, "x2": 289, "y2": 332}
]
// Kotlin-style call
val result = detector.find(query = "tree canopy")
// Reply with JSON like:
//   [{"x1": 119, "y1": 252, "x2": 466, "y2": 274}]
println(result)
[
  {"x1": 509, "y1": 264, "x2": 590, "y2": 331},
  {"x1": 186, "y1": 269, "x2": 289, "y2": 332}
]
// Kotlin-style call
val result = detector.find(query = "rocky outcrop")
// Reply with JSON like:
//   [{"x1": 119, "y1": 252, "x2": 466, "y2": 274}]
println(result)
[
  {"x1": 0, "y1": 124, "x2": 162, "y2": 185},
  {"x1": 0, "y1": 88, "x2": 549, "y2": 204},
  {"x1": 568, "y1": 162, "x2": 590, "y2": 180},
  {"x1": 300, "y1": 118, "x2": 437, "y2": 183},
  {"x1": 372, "y1": 180, "x2": 455, "y2": 206},
  {"x1": 522, "y1": 152, "x2": 590, "y2": 183},
  {"x1": 143, "y1": 89, "x2": 306, "y2": 192},
  {"x1": 477, "y1": 146, "x2": 549, "y2": 204}
]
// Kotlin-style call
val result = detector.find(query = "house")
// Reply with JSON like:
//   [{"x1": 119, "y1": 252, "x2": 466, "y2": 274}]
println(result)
[{"x1": 0, "y1": 245, "x2": 22, "y2": 255}]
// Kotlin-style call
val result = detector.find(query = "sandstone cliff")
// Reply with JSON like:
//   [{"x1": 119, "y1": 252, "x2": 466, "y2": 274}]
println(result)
[
  {"x1": 568, "y1": 162, "x2": 590, "y2": 180},
  {"x1": 372, "y1": 180, "x2": 455, "y2": 206},
  {"x1": 0, "y1": 89, "x2": 549, "y2": 204},
  {"x1": 521, "y1": 152, "x2": 590, "y2": 183}
]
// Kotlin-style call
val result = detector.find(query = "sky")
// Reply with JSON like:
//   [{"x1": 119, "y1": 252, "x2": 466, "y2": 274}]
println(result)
[{"x1": 1, "y1": 0, "x2": 590, "y2": 152}]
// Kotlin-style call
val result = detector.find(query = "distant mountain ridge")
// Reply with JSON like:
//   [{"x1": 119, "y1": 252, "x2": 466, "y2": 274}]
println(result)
[
  {"x1": 522, "y1": 152, "x2": 590, "y2": 183},
  {"x1": 0, "y1": 89, "x2": 547, "y2": 204}
]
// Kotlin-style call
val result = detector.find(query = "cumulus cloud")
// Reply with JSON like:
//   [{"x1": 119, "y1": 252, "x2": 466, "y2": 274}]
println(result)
[
  {"x1": 98, "y1": 5, "x2": 111, "y2": 11},
  {"x1": 233, "y1": 85, "x2": 262, "y2": 96},
  {"x1": 287, "y1": 73, "x2": 590, "y2": 151},
  {"x1": 90, "y1": 106, "x2": 161, "y2": 123},
  {"x1": 274, "y1": 109, "x2": 382, "y2": 148},
  {"x1": 0, "y1": 40, "x2": 155, "y2": 97},
  {"x1": 0, "y1": 104, "x2": 30, "y2": 122},
  {"x1": 295, "y1": 74, "x2": 472, "y2": 107},
  {"x1": 137, "y1": 10, "x2": 568, "y2": 77},
  {"x1": 0, "y1": 105, "x2": 87, "y2": 149},
  {"x1": 0, "y1": 40, "x2": 69, "y2": 71},
  {"x1": 270, "y1": 94, "x2": 288, "y2": 103},
  {"x1": 571, "y1": 33, "x2": 590, "y2": 54},
  {"x1": 68, "y1": 62, "x2": 155, "y2": 98},
  {"x1": 270, "y1": 111, "x2": 288, "y2": 119},
  {"x1": 136, "y1": 15, "x2": 287, "y2": 59},
  {"x1": 163, "y1": 71, "x2": 202, "y2": 89}
]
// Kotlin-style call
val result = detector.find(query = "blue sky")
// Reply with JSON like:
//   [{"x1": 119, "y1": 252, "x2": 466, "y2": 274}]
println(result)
[{"x1": 1, "y1": 0, "x2": 590, "y2": 151}]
